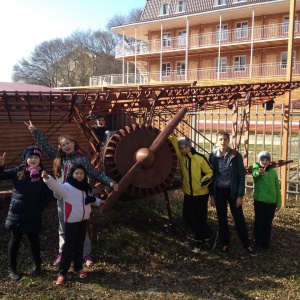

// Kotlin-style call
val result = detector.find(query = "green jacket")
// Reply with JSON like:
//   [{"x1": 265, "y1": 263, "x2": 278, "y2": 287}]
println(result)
[{"x1": 252, "y1": 162, "x2": 281, "y2": 207}]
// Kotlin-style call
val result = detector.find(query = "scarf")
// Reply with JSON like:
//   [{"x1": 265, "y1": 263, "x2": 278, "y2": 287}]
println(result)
[
  {"x1": 66, "y1": 176, "x2": 92, "y2": 196},
  {"x1": 26, "y1": 166, "x2": 42, "y2": 182}
]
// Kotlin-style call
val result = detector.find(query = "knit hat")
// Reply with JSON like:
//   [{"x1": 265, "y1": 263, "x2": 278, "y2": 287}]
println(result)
[
  {"x1": 23, "y1": 146, "x2": 43, "y2": 162},
  {"x1": 69, "y1": 163, "x2": 86, "y2": 176},
  {"x1": 178, "y1": 137, "x2": 192, "y2": 148},
  {"x1": 258, "y1": 151, "x2": 271, "y2": 162},
  {"x1": 96, "y1": 114, "x2": 105, "y2": 120}
]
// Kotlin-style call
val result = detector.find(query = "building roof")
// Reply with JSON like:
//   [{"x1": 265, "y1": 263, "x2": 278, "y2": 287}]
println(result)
[
  {"x1": 140, "y1": 0, "x2": 278, "y2": 22},
  {"x1": 0, "y1": 82, "x2": 62, "y2": 93}
]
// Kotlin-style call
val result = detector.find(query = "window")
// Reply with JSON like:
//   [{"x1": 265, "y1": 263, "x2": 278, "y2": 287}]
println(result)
[
  {"x1": 162, "y1": 33, "x2": 171, "y2": 47},
  {"x1": 233, "y1": 0, "x2": 246, "y2": 3},
  {"x1": 178, "y1": 30, "x2": 187, "y2": 46},
  {"x1": 177, "y1": 62, "x2": 186, "y2": 75},
  {"x1": 281, "y1": 52, "x2": 295, "y2": 69},
  {"x1": 234, "y1": 56, "x2": 246, "y2": 71},
  {"x1": 215, "y1": 58, "x2": 227, "y2": 73},
  {"x1": 236, "y1": 22, "x2": 248, "y2": 38},
  {"x1": 216, "y1": 25, "x2": 228, "y2": 41},
  {"x1": 283, "y1": 16, "x2": 298, "y2": 34},
  {"x1": 160, "y1": 2, "x2": 170, "y2": 15},
  {"x1": 214, "y1": 0, "x2": 226, "y2": 6},
  {"x1": 162, "y1": 63, "x2": 171, "y2": 76},
  {"x1": 176, "y1": 0, "x2": 186, "y2": 13}
]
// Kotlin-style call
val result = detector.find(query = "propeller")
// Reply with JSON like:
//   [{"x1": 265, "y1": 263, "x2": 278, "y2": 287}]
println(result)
[{"x1": 100, "y1": 107, "x2": 187, "y2": 214}]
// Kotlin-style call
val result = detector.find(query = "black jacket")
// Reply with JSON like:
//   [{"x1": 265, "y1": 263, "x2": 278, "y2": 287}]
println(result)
[{"x1": 0, "y1": 165, "x2": 53, "y2": 234}]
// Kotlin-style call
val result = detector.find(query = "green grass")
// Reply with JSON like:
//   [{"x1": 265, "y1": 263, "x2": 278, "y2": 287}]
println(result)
[{"x1": 0, "y1": 191, "x2": 299, "y2": 299}]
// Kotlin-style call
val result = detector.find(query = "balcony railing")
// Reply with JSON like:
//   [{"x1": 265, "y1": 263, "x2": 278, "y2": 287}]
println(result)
[
  {"x1": 115, "y1": 21, "x2": 300, "y2": 58},
  {"x1": 90, "y1": 61, "x2": 300, "y2": 86}
]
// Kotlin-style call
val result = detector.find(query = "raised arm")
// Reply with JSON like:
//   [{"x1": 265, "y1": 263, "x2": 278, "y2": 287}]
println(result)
[
  {"x1": 0, "y1": 152, "x2": 5, "y2": 166},
  {"x1": 42, "y1": 171, "x2": 68, "y2": 199},
  {"x1": 24, "y1": 120, "x2": 57, "y2": 160},
  {"x1": 79, "y1": 155, "x2": 118, "y2": 191}
]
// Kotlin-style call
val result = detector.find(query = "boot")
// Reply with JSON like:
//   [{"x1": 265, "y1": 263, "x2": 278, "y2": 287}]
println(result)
[
  {"x1": 31, "y1": 264, "x2": 41, "y2": 277},
  {"x1": 9, "y1": 269, "x2": 20, "y2": 281}
]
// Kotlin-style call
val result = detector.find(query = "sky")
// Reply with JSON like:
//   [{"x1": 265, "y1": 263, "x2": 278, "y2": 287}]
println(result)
[{"x1": 0, "y1": 0, "x2": 145, "y2": 83}]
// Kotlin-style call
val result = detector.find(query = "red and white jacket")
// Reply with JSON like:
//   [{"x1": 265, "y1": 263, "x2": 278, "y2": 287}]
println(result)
[{"x1": 44, "y1": 176, "x2": 101, "y2": 223}]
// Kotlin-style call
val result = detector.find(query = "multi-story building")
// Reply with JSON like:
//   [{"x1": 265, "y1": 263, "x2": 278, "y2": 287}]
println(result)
[{"x1": 90, "y1": 0, "x2": 300, "y2": 86}]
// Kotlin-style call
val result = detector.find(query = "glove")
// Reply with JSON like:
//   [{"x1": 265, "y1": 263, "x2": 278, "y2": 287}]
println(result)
[
  {"x1": 86, "y1": 114, "x2": 96, "y2": 121},
  {"x1": 85, "y1": 196, "x2": 96, "y2": 205}
]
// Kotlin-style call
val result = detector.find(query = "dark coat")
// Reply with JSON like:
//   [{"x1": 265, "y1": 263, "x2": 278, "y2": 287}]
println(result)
[{"x1": 0, "y1": 165, "x2": 53, "y2": 234}]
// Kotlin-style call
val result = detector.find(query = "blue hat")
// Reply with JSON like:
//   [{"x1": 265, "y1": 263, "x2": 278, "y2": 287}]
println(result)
[
  {"x1": 23, "y1": 146, "x2": 43, "y2": 162},
  {"x1": 96, "y1": 114, "x2": 105, "y2": 120}
]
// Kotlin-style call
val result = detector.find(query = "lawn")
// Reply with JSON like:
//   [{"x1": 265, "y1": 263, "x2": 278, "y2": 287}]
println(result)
[{"x1": 0, "y1": 190, "x2": 299, "y2": 300}]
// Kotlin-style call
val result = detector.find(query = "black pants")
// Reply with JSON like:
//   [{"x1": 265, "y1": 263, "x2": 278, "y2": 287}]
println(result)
[
  {"x1": 215, "y1": 187, "x2": 250, "y2": 248},
  {"x1": 183, "y1": 193, "x2": 212, "y2": 241},
  {"x1": 58, "y1": 220, "x2": 88, "y2": 276},
  {"x1": 254, "y1": 200, "x2": 276, "y2": 249},
  {"x1": 8, "y1": 230, "x2": 41, "y2": 271}
]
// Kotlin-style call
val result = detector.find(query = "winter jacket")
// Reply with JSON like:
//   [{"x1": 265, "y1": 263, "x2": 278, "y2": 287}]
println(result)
[
  {"x1": 0, "y1": 165, "x2": 53, "y2": 234},
  {"x1": 31, "y1": 128, "x2": 115, "y2": 187},
  {"x1": 209, "y1": 146, "x2": 245, "y2": 199},
  {"x1": 169, "y1": 135, "x2": 213, "y2": 196},
  {"x1": 44, "y1": 176, "x2": 101, "y2": 223},
  {"x1": 252, "y1": 162, "x2": 281, "y2": 207}
]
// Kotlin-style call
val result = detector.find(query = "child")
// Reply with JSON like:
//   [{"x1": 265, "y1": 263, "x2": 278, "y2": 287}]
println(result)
[
  {"x1": 209, "y1": 131, "x2": 257, "y2": 256},
  {"x1": 91, "y1": 114, "x2": 108, "y2": 145},
  {"x1": 42, "y1": 163, "x2": 106, "y2": 285},
  {"x1": 0, "y1": 147, "x2": 53, "y2": 281},
  {"x1": 24, "y1": 120, "x2": 118, "y2": 267},
  {"x1": 252, "y1": 151, "x2": 281, "y2": 252},
  {"x1": 169, "y1": 135, "x2": 217, "y2": 252}
]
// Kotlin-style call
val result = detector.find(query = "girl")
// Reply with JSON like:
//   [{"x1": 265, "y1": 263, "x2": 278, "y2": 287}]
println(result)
[
  {"x1": 24, "y1": 120, "x2": 118, "y2": 267},
  {"x1": 252, "y1": 151, "x2": 281, "y2": 252},
  {"x1": 0, "y1": 147, "x2": 53, "y2": 281},
  {"x1": 42, "y1": 164, "x2": 105, "y2": 285},
  {"x1": 209, "y1": 131, "x2": 256, "y2": 256}
]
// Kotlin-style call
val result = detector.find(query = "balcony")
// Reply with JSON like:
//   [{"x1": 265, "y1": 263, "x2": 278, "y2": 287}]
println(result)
[
  {"x1": 90, "y1": 61, "x2": 300, "y2": 86},
  {"x1": 115, "y1": 21, "x2": 300, "y2": 58}
]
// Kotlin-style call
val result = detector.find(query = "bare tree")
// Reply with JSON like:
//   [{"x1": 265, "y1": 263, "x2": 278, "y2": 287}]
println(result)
[
  {"x1": 13, "y1": 38, "x2": 67, "y2": 87},
  {"x1": 12, "y1": 8, "x2": 143, "y2": 87}
]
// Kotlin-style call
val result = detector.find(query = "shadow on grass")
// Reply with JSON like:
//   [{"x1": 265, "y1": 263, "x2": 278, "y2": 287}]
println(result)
[{"x1": 0, "y1": 190, "x2": 299, "y2": 299}]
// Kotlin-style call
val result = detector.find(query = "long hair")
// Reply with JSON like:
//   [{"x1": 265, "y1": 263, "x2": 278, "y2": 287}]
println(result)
[{"x1": 52, "y1": 134, "x2": 87, "y2": 178}]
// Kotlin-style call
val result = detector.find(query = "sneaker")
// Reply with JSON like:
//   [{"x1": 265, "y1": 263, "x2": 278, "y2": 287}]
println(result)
[
  {"x1": 247, "y1": 246, "x2": 258, "y2": 257},
  {"x1": 84, "y1": 255, "x2": 94, "y2": 267},
  {"x1": 209, "y1": 230, "x2": 219, "y2": 251},
  {"x1": 53, "y1": 253, "x2": 62, "y2": 266},
  {"x1": 76, "y1": 270, "x2": 88, "y2": 279},
  {"x1": 192, "y1": 240, "x2": 202, "y2": 253},
  {"x1": 9, "y1": 270, "x2": 20, "y2": 281},
  {"x1": 56, "y1": 275, "x2": 66, "y2": 285},
  {"x1": 31, "y1": 265, "x2": 41, "y2": 277},
  {"x1": 220, "y1": 245, "x2": 229, "y2": 254}
]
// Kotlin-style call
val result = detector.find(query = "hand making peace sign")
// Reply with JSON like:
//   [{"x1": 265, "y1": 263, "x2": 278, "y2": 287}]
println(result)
[{"x1": 24, "y1": 120, "x2": 36, "y2": 132}]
